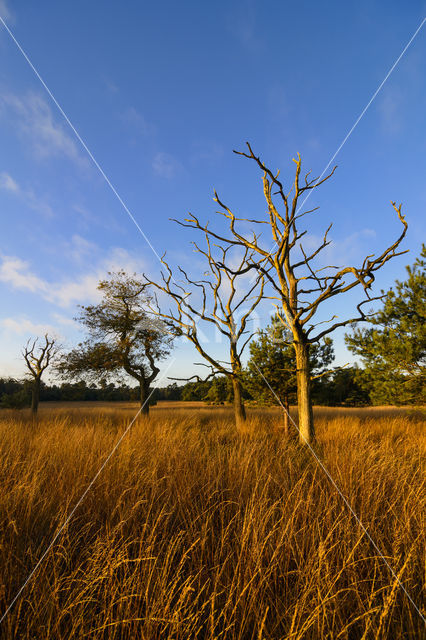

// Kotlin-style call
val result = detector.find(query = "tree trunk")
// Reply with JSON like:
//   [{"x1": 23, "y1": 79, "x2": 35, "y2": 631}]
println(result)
[
  {"x1": 295, "y1": 341, "x2": 314, "y2": 444},
  {"x1": 283, "y1": 392, "x2": 290, "y2": 435},
  {"x1": 232, "y1": 376, "x2": 246, "y2": 430},
  {"x1": 139, "y1": 380, "x2": 150, "y2": 416},
  {"x1": 31, "y1": 377, "x2": 40, "y2": 416}
]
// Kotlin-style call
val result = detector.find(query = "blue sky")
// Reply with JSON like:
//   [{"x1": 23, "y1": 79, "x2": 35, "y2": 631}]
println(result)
[{"x1": 0, "y1": 0, "x2": 425, "y2": 382}]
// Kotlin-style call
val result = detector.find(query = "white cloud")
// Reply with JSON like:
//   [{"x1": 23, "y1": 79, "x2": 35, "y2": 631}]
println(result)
[
  {"x1": 0, "y1": 91, "x2": 85, "y2": 165},
  {"x1": 49, "y1": 273, "x2": 102, "y2": 308},
  {"x1": 0, "y1": 171, "x2": 54, "y2": 217},
  {"x1": 152, "y1": 152, "x2": 182, "y2": 179},
  {"x1": 52, "y1": 313, "x2": 77, "y2": 327},
  {"x1": 0, "y1": 317, "x2": 59, "y2": 337},
  {"x1": 0, "y1": 246, "x2": 147, "y2": 308},
  {"x1": 0, "y1": 255, "x2": 48, "y2": 293}
]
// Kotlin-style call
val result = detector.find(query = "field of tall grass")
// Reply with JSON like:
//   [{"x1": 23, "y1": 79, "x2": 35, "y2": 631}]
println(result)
[{"x1": 0, "y1": 403, "x2": 424, "y2": 639}]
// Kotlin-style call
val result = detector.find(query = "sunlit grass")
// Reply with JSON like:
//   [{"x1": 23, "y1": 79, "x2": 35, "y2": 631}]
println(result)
[{"x1": 0, "y1": 404, "x2": 424, "y2": 638}]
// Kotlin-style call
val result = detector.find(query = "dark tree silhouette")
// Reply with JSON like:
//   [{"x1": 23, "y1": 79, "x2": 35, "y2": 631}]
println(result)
[
  {"x1": 23, "y1": 334, "x2": 57, "y2": 415},
  {"x1": 57, "y1": 271, "x2": 174, "y2": 415}
]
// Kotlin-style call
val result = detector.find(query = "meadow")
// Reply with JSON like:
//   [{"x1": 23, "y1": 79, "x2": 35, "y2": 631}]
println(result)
[{"x1": 0, "y1": 403, "x2": 424, "y2": 639}]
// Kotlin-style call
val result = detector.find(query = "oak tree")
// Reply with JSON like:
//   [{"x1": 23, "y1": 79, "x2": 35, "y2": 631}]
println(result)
[{"x1": 57, "y1": 271, "x2": 173, "y2": 414}]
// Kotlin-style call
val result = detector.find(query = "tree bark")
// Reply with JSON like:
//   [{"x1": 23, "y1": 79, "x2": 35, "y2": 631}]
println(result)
[
  {"x1": 295, "y1": 341, "x2": 314, "y2": 444},
  {"x1": 31, "y1": 377, "x2": 40, "y2": 416},
  {"x1": 283, "y1": 392, "x2": 290, "y2": 435},
  {"x1": 139, "y1": 380, "x2": 150, "y2": 415},
  {"x1": 232, "y1": 376, "x2": 246, "y2": 430}
]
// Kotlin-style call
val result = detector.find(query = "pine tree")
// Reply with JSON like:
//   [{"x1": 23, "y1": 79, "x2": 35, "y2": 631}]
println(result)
[
  {"x1": 345, "y1": 246, "x2": 426, "y2": 405},
  {"x1": 245, "y1": 315, "x2": 334, "y2": 433}
]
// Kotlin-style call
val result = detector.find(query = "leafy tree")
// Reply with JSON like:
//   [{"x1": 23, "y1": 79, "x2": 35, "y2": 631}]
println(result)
[
  {"x1": 181, "y1": 379, "x2": 213, "y2": 401},
  {"x1": 345, "y1": 246, "x2": 426, "y2": 405},
  {"x1": 204, "y1": 376, "x2": 230, "y2": 404},
  {"x1": 0, "y1": 378, "x2": 31, "y2": 409},
  {"x1": 57, "y1": 271, "x2": 174, "y2": 415},
  {"x1": 244, "y1": 315, "x2": 334, "y2": 432}
]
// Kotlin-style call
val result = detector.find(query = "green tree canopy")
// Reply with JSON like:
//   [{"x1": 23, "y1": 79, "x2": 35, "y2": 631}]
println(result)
[
  {"x1": 244, "y1": 315, "x2": 334, "y2": 431},
  {"x1": 57, "y1": 271, "x2": 174, "y2": 414},
  {"x1": 345, "y1": 246, "x2": 426, "y2": 405}
]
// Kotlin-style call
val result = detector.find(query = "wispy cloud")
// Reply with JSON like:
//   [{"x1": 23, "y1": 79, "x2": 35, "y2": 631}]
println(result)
[
  {"x1": 102, "y1": 76, "x2": 119, "y2": 94},
  {"x1": 227, "y1": 0, "x2": 261, "y2": 52},
  {"x1": 190, "y1": 141, "x2": 223, "y2": 165},
  {"x1": 121, "y1": 106, "x2": 155, "y2": 135},
  {"x1": 152, "y1": 151, "x2": 182, "y2": 179},
  {"x1": 51, "y1": 312, "x2": 77, "y2": 327},
  {"x1": 0, "y1": 171, "x2": 19, "y2": 192},
  {"x1": 0, "y1": 171, "x2": 54, "y2": 217},
  {"x1": 0, "y1": 317, "x2": 60, "y2": 337},
  {"x1": 64, "y1": 234, "x2": 98, "y2": 263},
  {"x1": 299, "y1": 228, "x2": 377, "y2": 269},
  {"x1": 0, "y1": 255, "x2": 48, "y2": 293},
  {"x1": 0, "y1": 0, "x2": 13, "y2": 22},
  {"x1": 378, "y1": 87, "x2": 404, "y2": 135},
  {"x1": 0, "y1": 246, "x2": 147, "y2": 308},
  {"x1": 0, "y1": 91, "x2": 86, "y2": 165},
  {"x1": 268, "y1": 85, "x2": 289, "y2": 121}
]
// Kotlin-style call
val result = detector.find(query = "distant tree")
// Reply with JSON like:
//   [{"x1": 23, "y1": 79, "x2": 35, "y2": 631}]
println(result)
[
  {"x1": 57, "y1": 271, "x2": 174, "y2": 415},
  {"x1": 345, "y1": 246, "x2": 426, "y2": 405},
  {"x1": 0, "y1": 377, "x2": 31, "y2": 409},
  {"x1": 322, "y1": 366, "x2": 370, "y2": 406},
  {"x1": 22, "y1": 334, "x2": 57, "y2": 415},
  {"x1": 181, "y1": 379, "x2": 213, "y2": 401},
  {"x1": 204, "y1": 376, "x2": 230, "y2": 404},
  {"x1": 244, "y1": 315, "x2": 334, "y2": 433}
]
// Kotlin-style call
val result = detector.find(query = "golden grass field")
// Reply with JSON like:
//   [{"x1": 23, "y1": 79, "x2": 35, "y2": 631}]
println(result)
[{"x1": 0, "y1": 402, "x2": 424, "y2": 639}]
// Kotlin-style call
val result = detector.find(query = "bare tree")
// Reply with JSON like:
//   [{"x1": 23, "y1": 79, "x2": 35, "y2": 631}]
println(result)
[
  {"x1": 145, "y1": 236, "x2": 265, "y2": 429},
  {"x1": 23, "y1": 334, "x2": 57, "y2": 415},
  {"x1": 176, "y1": 143, "x2": 408, "y2": 443}
]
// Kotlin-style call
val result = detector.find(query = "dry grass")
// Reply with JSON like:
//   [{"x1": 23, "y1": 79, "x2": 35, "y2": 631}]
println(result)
[{"x1": 0, "y1": 404, "x2": 424, "y2": 639}]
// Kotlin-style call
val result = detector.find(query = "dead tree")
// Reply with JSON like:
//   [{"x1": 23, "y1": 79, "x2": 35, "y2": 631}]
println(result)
[
  {"x1": 23, "y1": 334, "x2": 57, "y2": 415},
  {"x1": 145, "y1": 237, "x2": 264, "y2": 430},
  {"x1": 176, "y1": 143, "x2": 408, "y2": 444}
]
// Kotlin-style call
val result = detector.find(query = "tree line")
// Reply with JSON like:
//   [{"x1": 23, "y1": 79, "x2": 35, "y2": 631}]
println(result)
[{"x1": 8, "y1": 146, "x2": 425, "y2": 443}]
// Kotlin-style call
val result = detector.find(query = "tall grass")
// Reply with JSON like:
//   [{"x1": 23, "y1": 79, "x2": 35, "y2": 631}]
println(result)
[{"x1": 0, "y1": 404, "x2": 424, "y2": 638}]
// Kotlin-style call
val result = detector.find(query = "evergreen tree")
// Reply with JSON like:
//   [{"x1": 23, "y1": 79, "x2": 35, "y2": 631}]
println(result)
[
  {"x1": 245, "y1": 316, "x2": 334, "y2": 433},
  {"x1": 345, "y1": 246, "x2": 426, "y2": 405}
]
